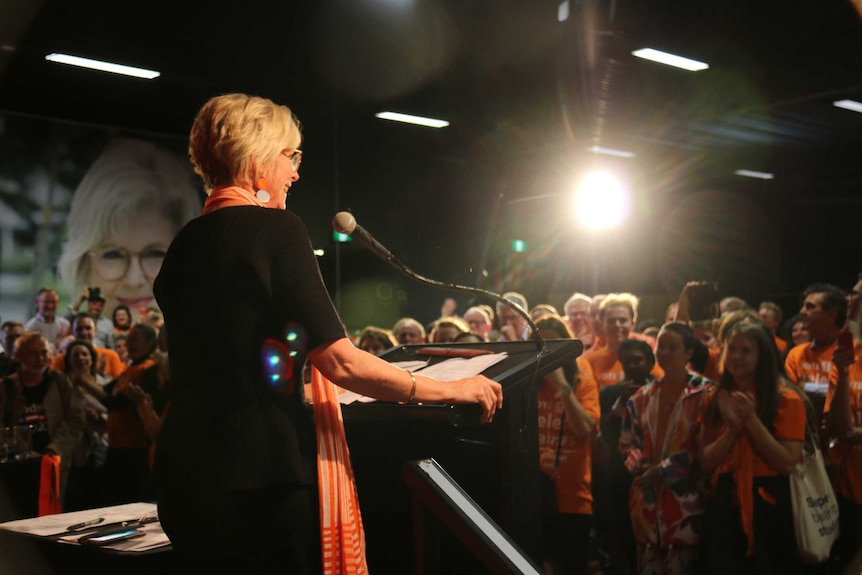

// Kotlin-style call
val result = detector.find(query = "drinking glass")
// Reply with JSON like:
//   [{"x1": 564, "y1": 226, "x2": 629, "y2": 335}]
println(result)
[{"x1": 14, "y1": 425, "x2": 32, "y2": 460}]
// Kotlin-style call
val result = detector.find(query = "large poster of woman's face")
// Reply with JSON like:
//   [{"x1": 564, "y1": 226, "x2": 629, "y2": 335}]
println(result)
[{"x1": 0, "y1": 114, "x2": 204, "y2": 325}]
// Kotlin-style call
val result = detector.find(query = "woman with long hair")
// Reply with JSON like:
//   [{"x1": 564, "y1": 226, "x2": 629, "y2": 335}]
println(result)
[
  {"x1": 620, "y1": 322, "x2": 710, "y2": 574},
  {"x1": 62, "y1": 339, "x2": 110, "y2": 510},
  {"x1": 533, "y1": 314, "x2": 599, "y2": 575},
  {"x1": 698, "y1": 321, "x2": 809, "y2": 574}
]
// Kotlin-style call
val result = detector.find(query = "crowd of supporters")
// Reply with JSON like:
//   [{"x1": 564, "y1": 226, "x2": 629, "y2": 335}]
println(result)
[{"x1": 2, "y1": 275, "x2": 861, "y2": 574}]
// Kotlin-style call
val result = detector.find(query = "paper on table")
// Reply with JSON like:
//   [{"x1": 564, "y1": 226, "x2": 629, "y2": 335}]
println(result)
[
  {"x1": 391, "y1": 360, "x2": 431, "y2": 372},
  {"x1": 414, "y1": 353, "x2": 508, "y2": 381},
  {"x1": 338, "y1": 390, "x2": 378, "y2": 405},
  {"x1": 337, "y1": 359, "x2": 431, "y2": 404},
  {"x1": 0, "y1": 502, "x2": 157, "y2": 537}
]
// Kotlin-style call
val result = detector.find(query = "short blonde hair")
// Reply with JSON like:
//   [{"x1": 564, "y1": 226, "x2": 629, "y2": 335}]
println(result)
[
  {"x1": 189, "y1": 93, "x2": 302, "y2": 193},
  {"x1": 599, "y1": 293, "x2": 639, "y2": 323},
  {"x1": 564, "y1": 292, "x2": 592, "y2": 312},
  {"x1": 392, "y1": 317, "x2": 426, "y2": 339},
  {"x1": 464, "y1": 306, "x2": 492, "y2": 325},
  {"x1": 428, "y1": 316, "x2": 471, "y2": 343},
  {"x1": 357, "y1": 326, "x2": 398, "y2": 349}
]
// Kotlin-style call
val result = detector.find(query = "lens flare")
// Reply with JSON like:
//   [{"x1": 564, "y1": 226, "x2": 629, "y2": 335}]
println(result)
[{"x1": 259, "y1": 322, "x2": 309, "y2": 395}]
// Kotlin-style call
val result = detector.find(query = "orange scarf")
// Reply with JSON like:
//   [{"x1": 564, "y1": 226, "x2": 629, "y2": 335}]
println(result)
[
  {"x1": 114, "y1": 358, "x2": 157, "y2": 394},
  {"x1": 709, "y1": 387, "x2": 757, "y2": 557},
  {"x1": 201, "y1": 185, "x2": 263, "y2": 215},
  {"x1": 38, "y1": 454, "x2": 62, "y2": 516},
  {"x1": 310, "y1": 367, "x2": 368, "y2": 575},
  {"x1": 711, "y1": 433, "x2": 756, "y2": 556}
]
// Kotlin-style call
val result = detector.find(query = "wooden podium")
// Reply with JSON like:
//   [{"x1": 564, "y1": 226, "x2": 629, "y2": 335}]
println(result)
[{"x1": 342, "y1": 338, "x2": 582, "y2": 573}]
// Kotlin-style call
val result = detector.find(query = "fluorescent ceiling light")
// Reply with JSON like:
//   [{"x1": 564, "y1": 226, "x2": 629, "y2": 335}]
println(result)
[
  {"x1": 586, "y1": 145, "x2": 636, "y2": 158},
  {"x1": 632, "y1": 48, "x2": 709, "y2": 71},
  {"x1": 45, "y1": 53, "x2": 160, "y2": 79},
  {"x1": 833, "y1": 99, "x2": 862, "y2": 113},
  {"x1": 734, "y1": 169, "x2": 774, "y2": 180},
  {"x1": 375, "y1": 112, "x2": 449, "y2": 128}
]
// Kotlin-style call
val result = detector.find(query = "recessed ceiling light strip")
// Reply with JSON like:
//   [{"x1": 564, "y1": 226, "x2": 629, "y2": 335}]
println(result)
[
  {"x1": 375, "y1": 112, "x2": 449, "y2": 128},
  {"x1": 45, "y1": 53, "x2": 160, "y2": 79}
]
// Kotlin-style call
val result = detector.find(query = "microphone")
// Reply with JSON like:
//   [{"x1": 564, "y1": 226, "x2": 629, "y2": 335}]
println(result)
[
  {"x1": 331, "y1": 211, "x2": 547, "y2": 353},
  {"x1": 332, "y1": 211, "x2": 396, "y2": 263}
]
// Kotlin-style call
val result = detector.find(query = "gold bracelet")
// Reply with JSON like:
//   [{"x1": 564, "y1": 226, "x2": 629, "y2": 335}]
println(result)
[{"x1": 398, "y1": 371, "x2": 417, "y2": 405}]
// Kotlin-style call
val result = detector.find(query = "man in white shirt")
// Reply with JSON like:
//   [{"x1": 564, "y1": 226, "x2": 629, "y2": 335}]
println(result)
[{"x1": 24, "y1": 288, "x2": 71, "y2": 352}]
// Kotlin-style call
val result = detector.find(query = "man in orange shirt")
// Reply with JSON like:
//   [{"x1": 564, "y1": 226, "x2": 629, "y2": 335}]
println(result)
[
  {"x1": 585, "y1": 293, "x2": 661, "y2": 389},
  {"x1": 52, "y1": 313, "x2": 126, "y2": 379},
  {"x1": 785, "y1": 284, "x2": 846, "y2": 426}
]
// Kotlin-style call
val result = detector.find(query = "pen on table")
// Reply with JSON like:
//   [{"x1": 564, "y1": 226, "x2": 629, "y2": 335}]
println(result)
[{"x1": 67, "y1": 517, "x2": 104, "y2": 531}]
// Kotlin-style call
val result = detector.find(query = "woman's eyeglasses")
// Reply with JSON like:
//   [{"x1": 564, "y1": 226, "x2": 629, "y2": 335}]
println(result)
[
  {"x1": 89, "y1": 248, "x2": 167, "y2": 280},
  {"x1": 282, "y1": 149, "x2": 303, "y2": 170}
]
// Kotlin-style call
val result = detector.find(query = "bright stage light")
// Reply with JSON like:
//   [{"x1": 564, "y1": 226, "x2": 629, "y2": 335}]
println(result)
[{"x1": 573, "y1": 171, "x2": 630, "y2": 230}]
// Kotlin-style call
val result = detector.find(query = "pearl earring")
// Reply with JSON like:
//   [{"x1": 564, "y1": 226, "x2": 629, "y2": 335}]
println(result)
[{"x1": 256, "y1": 178, "x2": 270, "y2": 203}]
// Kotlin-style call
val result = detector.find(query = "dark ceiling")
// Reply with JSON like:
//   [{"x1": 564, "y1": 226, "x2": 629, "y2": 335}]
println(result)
[{"x1": 1, "y1": 0, "x2": 861, "y2": 321}]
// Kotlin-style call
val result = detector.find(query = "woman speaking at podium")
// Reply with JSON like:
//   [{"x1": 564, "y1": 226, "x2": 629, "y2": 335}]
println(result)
[{"x1": 153, "y1": 93, "x2": 503, "y2": 574}]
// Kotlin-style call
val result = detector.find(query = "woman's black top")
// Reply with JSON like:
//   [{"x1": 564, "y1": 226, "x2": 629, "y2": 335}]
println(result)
[{"x1": 153, "y1": 206, "x2": 346, "y2": 491}]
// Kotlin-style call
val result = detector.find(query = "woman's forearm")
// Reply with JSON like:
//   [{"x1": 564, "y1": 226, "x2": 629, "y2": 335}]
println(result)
[
  {"x1": 309, "y1": 338, "x2": 452, "y2": 403},
  {"x1": 560, "y1": 386, "x2": 596, "y2": 439},
  {"x1": 744, "y1": 416, "x2": 802, "y2": 475},
  {"x1": 308, "y1": 337, "x2": 502, "y2": 414}
]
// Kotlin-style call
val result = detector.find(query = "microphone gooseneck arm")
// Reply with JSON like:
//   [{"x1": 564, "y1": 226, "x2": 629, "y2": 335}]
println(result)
[{"x1": 332, "y1": 211, "x2": 547, "y2": 353}]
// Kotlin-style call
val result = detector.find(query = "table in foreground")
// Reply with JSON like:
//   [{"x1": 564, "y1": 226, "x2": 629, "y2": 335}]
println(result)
[{"x1": 0, "y1": 502, "x2": 176, "y2": 575}]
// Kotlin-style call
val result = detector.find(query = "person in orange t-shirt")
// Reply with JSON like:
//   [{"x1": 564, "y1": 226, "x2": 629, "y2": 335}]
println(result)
[
  {"x1": 699, "y1": 322, "x2": 807, "y2": 574},
  {"x1": 784, "y1": 284, "x2": 846, "y2": 430},
  {"x1": 584, "y1": 293, "x2": 662, "y2": 388},
  {"x1": 52, "y1": 313, "x2": 126, "y2": 378},
  {"x1": 535, "y1": 316, "x2": 600, "y2": 575},
  {"x1": 824, "y1": 331, "x2": 862, "y2": 572}
]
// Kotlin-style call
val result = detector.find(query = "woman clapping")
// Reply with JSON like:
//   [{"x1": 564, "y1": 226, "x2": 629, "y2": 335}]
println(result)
[{"x1": 699, "y1": 321, "x2": 808, "y2": 574}]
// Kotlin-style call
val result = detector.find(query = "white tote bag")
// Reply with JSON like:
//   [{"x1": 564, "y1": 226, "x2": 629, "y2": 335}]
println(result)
[{"x1": 790, "y1": 430, "x2": 840, "y2": 564}]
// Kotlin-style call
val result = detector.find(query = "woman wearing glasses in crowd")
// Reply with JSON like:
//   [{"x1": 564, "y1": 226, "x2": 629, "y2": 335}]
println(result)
[
  {"x1": 152, "y1": 94, "x2": 503, "y2": 574},
  {"x1": 58, "y1": 138, "x2": 202, "y2": 319}
]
